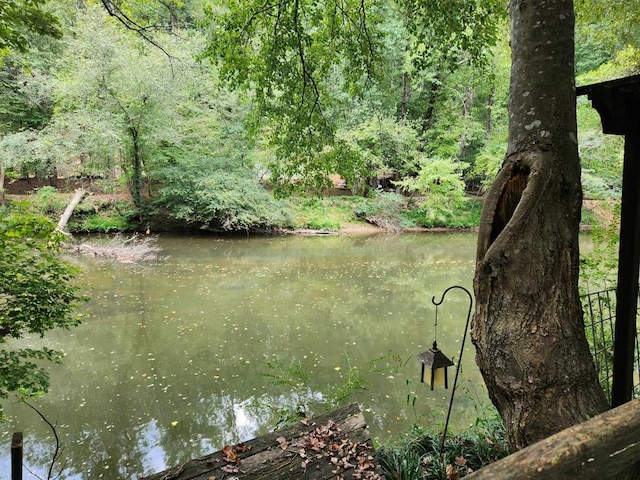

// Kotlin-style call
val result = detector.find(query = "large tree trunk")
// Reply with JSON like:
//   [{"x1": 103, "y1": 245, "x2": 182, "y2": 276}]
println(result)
[{"x1": 471, "y1": 0, "x2": 608, "y2": 450}]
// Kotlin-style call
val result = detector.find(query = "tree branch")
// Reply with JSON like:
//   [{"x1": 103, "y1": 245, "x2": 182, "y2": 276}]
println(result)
[
  {"x1": 21, "y1": 400, "x2": 64, "y2": 480},
  {"x1": 100, "y1": 0, "x2": 179, "y2": 63}
]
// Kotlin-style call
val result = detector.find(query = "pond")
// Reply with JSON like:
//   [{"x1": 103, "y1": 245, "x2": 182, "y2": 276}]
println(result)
[{"x1": 0, "y1": 232, "x2": 490, "y2": 479}]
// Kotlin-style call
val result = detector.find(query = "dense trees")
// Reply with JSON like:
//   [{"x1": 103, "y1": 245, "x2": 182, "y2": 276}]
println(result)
[{"x1": 1, "y1": 0, "x2": 630, "y2": 221}]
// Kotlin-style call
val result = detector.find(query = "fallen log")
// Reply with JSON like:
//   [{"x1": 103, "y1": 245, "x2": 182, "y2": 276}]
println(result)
[
  {"x1": 466, "y1": 396, "x2": 640, "y2": 480},
  {"x1": 56, "y1": 188, "x2": 86, "y2": 233},
  {"x1": 140, "y1": 403, "x2": 385, "y2": 480}
]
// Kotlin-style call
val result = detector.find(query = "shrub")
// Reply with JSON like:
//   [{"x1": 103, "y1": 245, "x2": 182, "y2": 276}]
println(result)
[
  {"x1": 353, "y1": 191, "x2": 415, "y2": 232},
  {"x1": 155, "y1": 170, "x2": 293, "y2": 231},
  {"x1": 407, "y1": 197, "x2": 483, "y2": 229}
]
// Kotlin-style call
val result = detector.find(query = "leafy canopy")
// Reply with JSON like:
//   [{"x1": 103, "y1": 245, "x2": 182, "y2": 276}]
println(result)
[{"x1": 0, "y1": 0, "x2": 62, "y2": 54}]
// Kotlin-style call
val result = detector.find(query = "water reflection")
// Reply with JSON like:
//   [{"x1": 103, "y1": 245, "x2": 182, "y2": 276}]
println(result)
[{"x1": 0, "y1": 232, "x2": 486, "y2": 479}]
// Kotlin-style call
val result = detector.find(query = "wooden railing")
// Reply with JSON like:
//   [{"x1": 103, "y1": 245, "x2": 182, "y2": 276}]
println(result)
[{"x1": 466, "y1": 397, "x2": 640, "y2": 479}]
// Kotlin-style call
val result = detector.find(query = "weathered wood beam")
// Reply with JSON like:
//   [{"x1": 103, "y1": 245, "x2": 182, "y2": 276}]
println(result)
[
  {"x1": 141, "y1": 403, "x2": 385, "y2": 480},
  {"x1": 466, "y1": 397, "x2": 640, "y2": 479}
]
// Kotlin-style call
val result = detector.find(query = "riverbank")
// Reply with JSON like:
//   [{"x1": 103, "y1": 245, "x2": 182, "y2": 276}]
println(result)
[{"x1": 3, "y1": 185, "x2": 607, "y2": 235}]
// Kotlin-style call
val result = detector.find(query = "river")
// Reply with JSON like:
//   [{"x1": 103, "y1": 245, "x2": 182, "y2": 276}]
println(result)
[{"x1": 0, "y1": 232, "x2": 489, "y2": 479}]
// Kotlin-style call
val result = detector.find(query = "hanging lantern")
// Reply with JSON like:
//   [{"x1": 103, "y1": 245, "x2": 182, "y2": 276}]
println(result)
[{"x1": 418, "y1": 341, "x2": 454, "y2": 390}]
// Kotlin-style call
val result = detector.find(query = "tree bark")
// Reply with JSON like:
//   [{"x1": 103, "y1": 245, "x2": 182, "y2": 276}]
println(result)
[{"x1": 471, "y1": 0, "x2": 608, "y2": 450}]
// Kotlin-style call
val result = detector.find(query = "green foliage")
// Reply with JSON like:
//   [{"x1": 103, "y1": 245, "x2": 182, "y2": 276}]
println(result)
[
  {"x1": 407, "y1": 196, "x2": 482, "y2": 229},
  {"x1": 0, "y1": 54, "x2": 56, "y2": 133},
  {"x1": 202, "y1": 0, "x2": 384, "y2": 170},
  {"x1": 0, "y1": 208, "x2": 83, "y2": 415},
  {"x1": 377, "y1": 408, "x2": 508, "y2": 479},
  {"x1": 288, "y1": 196, "x2": 370, "y2": 230},
  {"x1": 28, "y1": 185, "x2": 66, "y2": 216},
  {"x1": 0, "y1": 129, "x2": 57, "y2": 179},
  {"x1": 330, "y1": 116, "x2": 422, "y2": 193},
  {"x1": 580, "y1": 201, "x2": 620, "y2": 291},
  {"x1": 73, "y1": 213, "x2": 133, "y2": 233},
  {"x1": 155, "y1": 167, "x2": 293, "y2": 231},
  {"x1": 353, "y1": 191, "x2": 414, "y2": 232},
  {"x1": 396, "y1": 157, "x2": 466, "y2": 198},
  {"x1": 0, "y1": 0, "x2": 62, "y2": 54},
  {"x1": 401, "y1": 0, "x2": 505, "y2": 68}
]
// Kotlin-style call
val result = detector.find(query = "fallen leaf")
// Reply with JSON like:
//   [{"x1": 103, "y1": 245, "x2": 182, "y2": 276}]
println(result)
[
  {"x1": 446, "y1": 464, "x2": 460, "y2": 480},
  {"x1": 235, "y1": 443, "x2": 249, "y2": 453},
  {"x1": 222, "y1": 445, "x2": 238, "y2": 463}
]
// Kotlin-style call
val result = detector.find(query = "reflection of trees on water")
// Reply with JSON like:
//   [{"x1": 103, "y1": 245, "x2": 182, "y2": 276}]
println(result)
[{"x1": 11, "y1": 389, "x2": 324, "y2": 479}]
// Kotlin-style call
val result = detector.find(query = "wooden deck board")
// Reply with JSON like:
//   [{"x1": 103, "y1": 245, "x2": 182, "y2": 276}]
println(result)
[{"x1": 141, "y1": 403, "x2": 386, "y2": 480}]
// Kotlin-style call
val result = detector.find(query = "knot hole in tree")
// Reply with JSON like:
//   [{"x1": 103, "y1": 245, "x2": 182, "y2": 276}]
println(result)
[{"x1": 489, "y1": 165, "x2": 530, "y2": 245}]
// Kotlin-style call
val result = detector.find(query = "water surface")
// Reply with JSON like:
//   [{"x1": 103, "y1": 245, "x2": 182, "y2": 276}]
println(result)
[{"x1": 0, "y1": 232, "x2": 488, "y2": 479}]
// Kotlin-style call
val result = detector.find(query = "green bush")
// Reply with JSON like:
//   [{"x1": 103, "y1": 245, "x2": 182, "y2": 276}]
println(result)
[
  {"x1": 407, "y1": 197, "x2": 483, "y2": 229},
  {"x1": 29, "y1": 186, "x2": 68, "y2": 217},
  {"x1": 353, "y1": 191, "x2": 415, "y2": 231},
  {"x1": 156, "y1": 170, "x2": 293, "y2": 231},
  {"x1": 288, "y1": 195, "x2": 365, "y2": 230}
]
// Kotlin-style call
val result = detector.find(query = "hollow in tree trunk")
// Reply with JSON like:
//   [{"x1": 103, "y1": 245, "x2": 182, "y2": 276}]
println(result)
[{"x1": 471, "y1": 0, "x2": 608, "y2": 450}]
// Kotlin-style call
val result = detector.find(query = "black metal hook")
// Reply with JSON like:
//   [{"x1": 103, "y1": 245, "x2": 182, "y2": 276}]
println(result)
[{"x1": 430, "y1": 285, "x2": 474, "y2": 453}]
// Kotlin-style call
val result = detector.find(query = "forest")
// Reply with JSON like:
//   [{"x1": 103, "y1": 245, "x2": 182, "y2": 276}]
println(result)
[{"x1": 0, "y1": 0, "x2": 633, "y2": 233}]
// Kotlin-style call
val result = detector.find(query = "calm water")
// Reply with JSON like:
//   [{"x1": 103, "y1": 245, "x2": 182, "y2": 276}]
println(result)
[{"x1": 0, "y1": 232, "x2": 489, "y2": 479}]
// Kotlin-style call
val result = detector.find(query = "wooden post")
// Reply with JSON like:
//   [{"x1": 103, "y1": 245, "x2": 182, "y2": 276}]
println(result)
[
  {"x1": 577, "y1": 75, "x2": 640, "y2": 406},
  {"x1": 11, "y1": 432, "x2": 23, "y2": 480},
  {"x1": 612, "y1": 122, "x2": 640, "y2": 406}
]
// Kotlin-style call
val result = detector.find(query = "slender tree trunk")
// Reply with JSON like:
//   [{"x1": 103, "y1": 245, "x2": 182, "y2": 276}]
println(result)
[
  {"x1": 0, "y1": 160, "x2": 5, "y2": 206},
  {"x1": 57, "y1": 189, "x2": 86, "y2": 233},
  {"x1": 420, "y1": 80, "x2": 440, "y2": 134},
  {"x1": 458, "y1": 84, "x2": 474, "y2": 161},
  {"x1": 485, "y1": 84, "x2": 494, "y2": 135},
  {"x1": 129, "y1": 125, "x2": 144, "y2": 211},
  {"x1": 471, "y1": 0, "x2": 608, "y2": 450},
  {"x1": 400, "y1": 71, "x2": 410, "y2": 119}
]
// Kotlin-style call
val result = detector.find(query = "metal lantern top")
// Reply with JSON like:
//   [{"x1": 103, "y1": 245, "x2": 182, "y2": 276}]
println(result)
[{"x1": 418, "y1": 341, "x2": 454, "y2": 370}]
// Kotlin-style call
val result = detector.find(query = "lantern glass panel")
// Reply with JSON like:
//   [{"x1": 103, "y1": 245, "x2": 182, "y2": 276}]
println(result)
[{"x1": 431, "y1": 366, "x2": 447, "y2": 388}]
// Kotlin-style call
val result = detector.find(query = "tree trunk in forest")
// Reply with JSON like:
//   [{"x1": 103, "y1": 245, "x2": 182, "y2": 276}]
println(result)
[
  {"x1": 420, "y1": 80, "x2": 440, "y2": 135},
  {"x1": 128, "y1": 125, "x2": 144, "y2": 211},
  {"x1": 57, "y1": 189, "x2": 86, "y2": 233},
  {"x1": 0, "y1": 161, "x2": 5, "y2": 206},
  {"x1": 471, "y1": 0, "x2": 608, "y2": 451},
  {"x1": 400, "y1": 71, "x2": 410, "y2": 119}
]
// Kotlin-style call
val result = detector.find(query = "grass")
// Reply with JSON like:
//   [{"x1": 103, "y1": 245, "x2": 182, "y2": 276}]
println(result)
[
  {"x1": 287, "y1": 195, "x2": 370, "y2": 230},
  {"x1": 377, "y1": 412, "x2": 509, "y2": 479}
]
